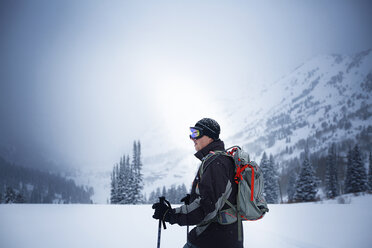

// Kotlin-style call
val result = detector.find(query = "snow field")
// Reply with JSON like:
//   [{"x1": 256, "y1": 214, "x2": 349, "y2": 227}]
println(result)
[{"x1": 1, "y1": 194, "x2": 372, "y2": 248}]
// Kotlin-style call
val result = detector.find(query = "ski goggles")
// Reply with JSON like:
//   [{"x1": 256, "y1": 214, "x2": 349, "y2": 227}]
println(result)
[{"x1": 189, "y1": 127, "x2": 204, "y2": 139}]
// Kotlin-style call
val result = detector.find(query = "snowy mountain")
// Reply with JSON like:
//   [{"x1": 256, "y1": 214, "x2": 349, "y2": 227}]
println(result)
[
  {"x1": 143, "y1": 49, "x2": 372, "y2": 196},
  {"x1": 4, "y1": 49, "x2": 370, "y2": 203},
  {"x1": 229, "y1": 49, "x2": 372, "y2": 164}
]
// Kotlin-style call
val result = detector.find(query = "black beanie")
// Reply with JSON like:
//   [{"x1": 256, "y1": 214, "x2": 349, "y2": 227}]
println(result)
[{"x1": 194, "y1": 118, "x2": 220, "y2": 140}]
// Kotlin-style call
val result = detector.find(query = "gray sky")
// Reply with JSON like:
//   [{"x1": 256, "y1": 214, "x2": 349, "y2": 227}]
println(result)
[{"x1": 1, "y1": 0, "x2": 371, "y2": 170}]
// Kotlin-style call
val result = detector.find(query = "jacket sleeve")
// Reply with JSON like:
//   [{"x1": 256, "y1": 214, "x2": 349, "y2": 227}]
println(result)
[{"x1": 169, "y1": 156, "x2": 233, "y2": 226}]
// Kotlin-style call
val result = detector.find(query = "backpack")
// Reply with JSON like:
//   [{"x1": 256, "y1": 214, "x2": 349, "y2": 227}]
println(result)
[{"x1": 198, "y1": 146, "x2": 269, "y2": 241}]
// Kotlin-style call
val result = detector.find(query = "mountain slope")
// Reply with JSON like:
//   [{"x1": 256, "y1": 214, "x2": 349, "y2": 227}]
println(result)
[
  {"x1": 227, "y1": 49, "x2": 372, "y2": 165},
  {"x1": 143, "y1": 49, "x2": 372, "y2": 195}
]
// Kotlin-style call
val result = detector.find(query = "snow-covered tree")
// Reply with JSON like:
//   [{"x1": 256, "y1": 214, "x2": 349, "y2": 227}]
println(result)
[
  {"x1": 5, "y1": 186, "x2": 16, "y2": 204},
  {"x1": 148, "y1": 191, "x2": 157, "y2": 204},
  {"x1": 162, "y1": 186, "x2": 167, "y2": 199},
  {"x1": 168, "y1": 185, "x2": 177, "y2": 203},
  {"x1": 260, "y1": 152, "x2": 269, "y2": 169},
  {"x1": 14, "y1": 192, "x2": 25, "y2": 203},
  {"x1": 124, "y1": 155, "x2": 134, "y2": 204},
  {"x1": 177, "y1": 184, "x2": 188, "y2": 200},
  {"x1": 260, "y1": 152, "x2": 279, "y2": 204},
  {"x1": 110, "y1": 164, "x2": 119, "y2": 204},
  {"x1": 110, "y1": 140, "x2": 144, "y2": 205},
  {"x1": 119, "y1": 154, "x2": 137, "y2": 204},
  {"x1": 368, "y1": 152, "x2": 372, "y2": 192},
  {"x1": 0, "y1": 157, "x2": 93, "y2": 204},
  {"x1": 344, "y1": 149, "x2": 353, "y2": 194},
  {"x1": 325, "y1": 144, "x2": 339, "y2": 198},
  {"x1": 148, "y1": 187, "x2": 162, "y2": 204},
  {"x1": 116, "y1": 156, "x2": 125, "y2": 203},
  {"x1": 345, "y1": 145, "x2": 367, "y2": 193},
  {"x1": 294, "y1": 154, "x2": 318, "y2": 202},
  {"x1": 133, "y1": 141, "x2": 144, "y2": 204},
  {"x1": 287, "y1": 171, "x2": 297, "y2": 203},
  {"x1": 30, "y1": 187, "x2": 42, "y2": 203},
  {"x1": 156, "y1": 187, "x2": 161, "y2": 198},
  {"x1": 148, "y1": 184, "x2": 189, "y2": 204}
]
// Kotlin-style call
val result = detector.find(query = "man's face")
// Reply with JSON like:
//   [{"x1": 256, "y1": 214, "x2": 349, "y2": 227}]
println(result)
[{"x1": 191, "y1": 135, "x2": 213, "y2": 151}]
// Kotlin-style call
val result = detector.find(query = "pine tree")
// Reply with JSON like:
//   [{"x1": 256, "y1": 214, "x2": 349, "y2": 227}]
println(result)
[
  {"x1": 353, "y1": 145, "x2": 367, "y2": 192},
  {"x1": 260, "y1": 153, "x2": 279, "y2": 203},
  {"x1": 345, "y1": 145, "x2": 368, "y2": 193},
  {"x1": 325, "y1": 144, "x2": 339, "y2": 198},
  {"x1": 287, "y1": 171, "x2": 297, "y2": 203},
  {"x1": 117, "y1": 157, "x2": 125, "y2": 203},
  {"x1": 130, "y1": 141, "x2": 144, "y2": 204},
  {"x1": 30, "y1": 186, "x2": 41, "y2": 203},
  {"x1": 294, "y1": 155, "x2": 318, "y2": 202},
  {"x1": 129, "y1": 141, "x2": 138, "y2": 204},
  {"x1": 260, "y1": 152, "x2": 269, "y2": 200},
  {"x1": 267, "y1": 155, "x2": 280, "y2": 203},
  {"x1": 134, "y1": 141, "x2": 143, "y2": 204},
  {"x1": 168, "y1": 185, "x2": 177, "y2": 203},
  {"x1": 344, "y1": 148, "x2": 353, "y2": 194},
  {"x1": 148, "y1": 187, "x2": 162, "y2": 204},
  {"x1": 118, "y1": 155, "x2": 131, "y2": 204},
  {"x1": 110, "y1": 140, "x2": 144, "y2": 205},
  {"x1": 155, "y1": 187, "x2": 161, "y2": 202},
  {"x1": 5, "y1": 186, "x2": 16, "y2": 203},
  {"x1": 150, "y1": 184, "x2": 189, "y2": 204},
  {"x1": 162, "y1": 186, "x2": 167, "y2": 198},
  {"x1": 260, "y1": 152, "x2": 269, "y2": 199},
  {"x1": 270, "y1": 154, "x2": 280, "y2": 203},
  {"x1": 118, "y1": 155, "x2": 133, "y2": 205},
  {"x1": 178, "y1": 184, "x2": 188, "y2": 201},
  {"x1": 148, "y1": 191, "x2": 156, "y2": 204},
  {"x1": 368, "y1": 152, "x2": 372, "y2": 192},
  {"x1": 142, "y1": 193, "x2": 147, "y2": 204},
  {"x1": 125, "y1": 155, "x2": 133, "y2": 204},
  {"x1": 260, "y1": 152, "x2": 269, "y2": 170},
  {"x1": 15, "y1": 192, "x2": 26, "y2": 203},
  {"x1": 110, "y1": 164, "x2": 119, "y2": 204}
]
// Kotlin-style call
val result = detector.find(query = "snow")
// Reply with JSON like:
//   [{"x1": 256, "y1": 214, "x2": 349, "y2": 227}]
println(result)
[{"x1": 1, "y1": 194, "x2": 372, "y2": 248}]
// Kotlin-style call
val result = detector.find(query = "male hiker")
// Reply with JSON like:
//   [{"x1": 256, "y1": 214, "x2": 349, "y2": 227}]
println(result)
[{"x1": 152, "y1": 118, "x2": 243, "y2": 248}]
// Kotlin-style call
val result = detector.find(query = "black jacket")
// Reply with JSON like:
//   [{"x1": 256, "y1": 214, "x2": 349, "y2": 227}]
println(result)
[{"x1": 170, "y1": 140, "x2": 243, "y2": 248}]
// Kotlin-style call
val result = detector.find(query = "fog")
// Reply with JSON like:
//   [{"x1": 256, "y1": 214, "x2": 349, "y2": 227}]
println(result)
[{"x1": 1, "y1": 0, "x2": 371, "y2": 171}]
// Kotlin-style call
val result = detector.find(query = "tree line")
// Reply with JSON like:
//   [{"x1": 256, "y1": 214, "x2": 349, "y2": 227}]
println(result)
[
  {"x1": 109, "y1": 139, "x2": 372, "y2": 205},
  {"x1": 263, "y1": 142, "x2": 372, "y2": 204},
  {"x1": 110, "y1": 140, "x2": 144, "y2": 204},
  {"x1": 0, "y1": 156, "x2": 93, "y2": 204},
  {"x1": 147, "y1": 184, "x2": 188, "y2": 204},
  {"x1": 141, "y1": 143, "x2": 371, "y2": 206}
]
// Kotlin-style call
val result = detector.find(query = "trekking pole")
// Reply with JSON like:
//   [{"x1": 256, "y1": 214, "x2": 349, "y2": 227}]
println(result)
[
  {"x1": 184, "y1": 204, "x2": 189, "y2": 240},
  {"x1": 157, "y1": 197, "x2": 167, "y2": 248},
  {"x1": 186, "y1": 205, "x2": 189, "y2": 239},
  {"x1": 181, "y1": 194, "x2": 190, "y2": 241}
]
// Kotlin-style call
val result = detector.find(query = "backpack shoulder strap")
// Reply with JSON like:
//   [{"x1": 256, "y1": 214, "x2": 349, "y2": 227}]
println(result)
[{"x1": 199, "y1": 151, "x2": 229, "y2": 178}]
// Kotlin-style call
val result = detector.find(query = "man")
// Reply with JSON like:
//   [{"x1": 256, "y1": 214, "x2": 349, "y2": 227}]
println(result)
[{"x1": 152, "y1": 118, "x2": 243, "y2": 248}]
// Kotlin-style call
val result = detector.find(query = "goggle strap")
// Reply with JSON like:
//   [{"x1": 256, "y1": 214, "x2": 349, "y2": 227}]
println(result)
[{"x1": 197, "y1": 123, "x2": 217, "y2": 135}]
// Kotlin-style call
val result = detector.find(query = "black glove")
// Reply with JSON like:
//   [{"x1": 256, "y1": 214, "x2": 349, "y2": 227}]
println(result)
[
  {"x1": 180, "y1": 194, "x2": 191, "y2": 205},
  {"x1": 152, "y1": 198, "x2": 178, "y2": 224},
  {"x1": 152, "y1": 199, "x2": 172, "y2": 220}
]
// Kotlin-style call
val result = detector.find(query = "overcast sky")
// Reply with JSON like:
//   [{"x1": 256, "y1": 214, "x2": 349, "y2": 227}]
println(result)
[{"x1": 0, "y1": 0, "x2": 371, "y2": 170}]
